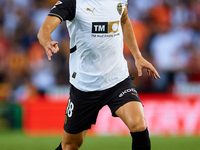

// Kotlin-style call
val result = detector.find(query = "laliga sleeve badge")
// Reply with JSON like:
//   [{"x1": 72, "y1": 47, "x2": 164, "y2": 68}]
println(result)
[
  {"x1": 117, "y1": 3, "x2": 122, "y2": 15},
  {"x1": 51, "y1": 1, "x2": 63, "y2": 10},
  {"x1": 55, "y1": 1, "x2": 63, "y2": 5}
]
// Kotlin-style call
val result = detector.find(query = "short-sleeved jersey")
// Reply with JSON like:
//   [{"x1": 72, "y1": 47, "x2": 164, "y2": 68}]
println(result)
[{"x1": 49, "y1": 0, "x2": 129, "y2": 91}]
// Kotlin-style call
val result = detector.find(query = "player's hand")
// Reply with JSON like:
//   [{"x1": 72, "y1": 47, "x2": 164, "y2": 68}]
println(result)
[
  {"x1": 135, "y1": 56, "x2": 160, "y2": 79},
  {"x1": 44, "y1": 41, "x2": 59, "y2": 61}
]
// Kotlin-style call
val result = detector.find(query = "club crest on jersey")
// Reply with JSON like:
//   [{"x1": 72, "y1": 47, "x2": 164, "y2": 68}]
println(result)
[{"x1": 117, "y1": 3, "x2": 123, "y2": 15}]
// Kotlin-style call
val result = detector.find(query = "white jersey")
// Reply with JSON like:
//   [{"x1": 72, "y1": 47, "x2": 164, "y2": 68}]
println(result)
[{"x1": 49, "y1": 0, "x2": 129, "y2": 91}]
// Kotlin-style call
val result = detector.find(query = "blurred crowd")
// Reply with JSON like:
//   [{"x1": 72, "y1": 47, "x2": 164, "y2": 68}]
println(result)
[{"x1": 0, "y1": 0, "x2": 200, "y2": 102}]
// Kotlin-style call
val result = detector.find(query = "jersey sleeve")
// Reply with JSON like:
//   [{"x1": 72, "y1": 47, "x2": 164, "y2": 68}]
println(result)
[
  {"x1": 126, "y1": 0, "x2": 128, "y2": 8},
  {"x1": 48, "y1": 0, "x2": 76, "y2": 22},
  {"x1": 122, "y1": 0, "x2": 128, "y2": 17}
]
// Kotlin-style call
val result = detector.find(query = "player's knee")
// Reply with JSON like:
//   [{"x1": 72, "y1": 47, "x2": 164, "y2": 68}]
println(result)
[
  {"x1": 127, "y1": 116, "x2": 147, "y2": 132},
  {"x1": 62, "y1": 142, "x2": 82, "y2": 150}
]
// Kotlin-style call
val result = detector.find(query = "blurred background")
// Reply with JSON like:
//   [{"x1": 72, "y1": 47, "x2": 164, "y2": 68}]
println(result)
[{"x1": 0, "y1": 0, "x2": 200, "y2": 149}]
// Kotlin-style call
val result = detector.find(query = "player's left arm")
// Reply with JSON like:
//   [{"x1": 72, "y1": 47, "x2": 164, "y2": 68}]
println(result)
[{"x1": 121, "y1": 7, "x2": 160, "y2": 79}]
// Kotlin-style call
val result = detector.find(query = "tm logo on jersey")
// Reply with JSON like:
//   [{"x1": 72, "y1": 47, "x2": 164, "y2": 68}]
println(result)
[{"x1": 92, "y1": 21, "x2": 119, "y2": 34}]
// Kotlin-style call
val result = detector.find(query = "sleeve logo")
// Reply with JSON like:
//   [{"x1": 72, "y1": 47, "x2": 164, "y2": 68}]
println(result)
[
  {"x1": 55, "y1": 1, "x2": 63, "y2": 5},
  {"x1": 51, "y1": 1, "x2": 63, "y2": 10}
]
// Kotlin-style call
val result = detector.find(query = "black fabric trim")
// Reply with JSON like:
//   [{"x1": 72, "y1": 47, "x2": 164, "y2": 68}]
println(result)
[
  {"x1": 48, "y1": 13, "x2": 63, "y2": 22},
  {"x1": 70, "y1": 45, "x2": 77, "y2": 53},
  {"x1": 68, "y1": 0, "x2": 76, "y2": 21}
]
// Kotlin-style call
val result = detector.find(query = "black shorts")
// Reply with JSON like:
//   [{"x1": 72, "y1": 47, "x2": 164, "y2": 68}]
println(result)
[{"x1": 64, "y1": 75, "x2": 141, "y2": 134}]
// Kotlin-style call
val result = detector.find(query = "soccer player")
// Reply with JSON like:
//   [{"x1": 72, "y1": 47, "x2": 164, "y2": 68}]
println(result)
[{"x1": 37, "y1": 0, "x2": 160, "y2": 150}]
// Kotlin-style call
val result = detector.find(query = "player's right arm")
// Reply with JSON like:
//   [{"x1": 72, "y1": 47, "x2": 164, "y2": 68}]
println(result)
[
  {"x1": 37, "y1": 16, "x2": 61, "y2": 61},
  {"x1": 38, "y1": 0, "x2": 75, "y2": 61}
]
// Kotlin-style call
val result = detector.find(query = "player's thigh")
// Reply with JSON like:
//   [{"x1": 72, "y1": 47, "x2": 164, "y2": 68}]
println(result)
[
  {"x1": 115, "y1": 101, "x2": 147, "y2": 132},
  {"x1": 62, "y1": 130, "x2": 87, "y2": 148}
]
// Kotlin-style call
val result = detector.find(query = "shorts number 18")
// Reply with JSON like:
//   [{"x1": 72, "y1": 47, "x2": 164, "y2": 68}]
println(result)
[{"x1": 66, "y1": 99, "x2": 74, "y2": 117}]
